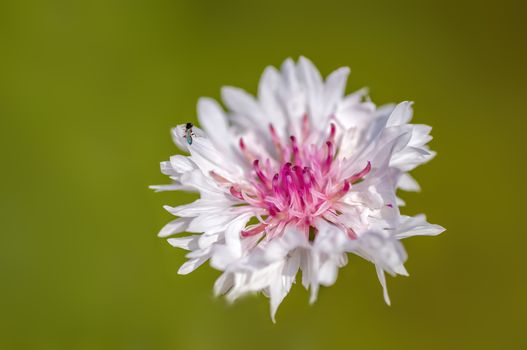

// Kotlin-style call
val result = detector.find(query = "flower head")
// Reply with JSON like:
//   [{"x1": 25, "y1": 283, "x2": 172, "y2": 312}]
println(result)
[{"x1": 152, "y1": 57, "x2": 445, "y2": 321}]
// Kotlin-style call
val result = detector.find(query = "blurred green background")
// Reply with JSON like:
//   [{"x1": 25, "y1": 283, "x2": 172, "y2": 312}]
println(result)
[{"x1": 1, "y1": 0, "x2": 526, "y2": 349}]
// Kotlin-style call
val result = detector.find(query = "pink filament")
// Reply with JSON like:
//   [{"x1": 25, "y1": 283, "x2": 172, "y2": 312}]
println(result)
[{"x1": 229, "y1": 119, "x2": 372, "y2": 241}]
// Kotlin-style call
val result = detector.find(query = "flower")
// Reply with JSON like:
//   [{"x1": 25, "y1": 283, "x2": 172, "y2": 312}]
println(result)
[{"x1": 152, "y1": 57, "x2": 445, "y2": 322}]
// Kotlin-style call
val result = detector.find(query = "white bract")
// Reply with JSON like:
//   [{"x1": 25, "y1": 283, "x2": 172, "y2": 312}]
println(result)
[{"x1": 152, "y1": 57, "x2": 444, "y2": 321}]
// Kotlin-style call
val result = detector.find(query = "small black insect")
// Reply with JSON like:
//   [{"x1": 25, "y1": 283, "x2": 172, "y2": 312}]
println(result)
[{"x1": 184, "y1": 122, "x2": 194, "y2": 145}]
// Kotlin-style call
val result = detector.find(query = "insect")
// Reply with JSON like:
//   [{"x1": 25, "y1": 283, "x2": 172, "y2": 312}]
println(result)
[{"x1": 184, "y1": 122, "x2": 194, "y2": 145}]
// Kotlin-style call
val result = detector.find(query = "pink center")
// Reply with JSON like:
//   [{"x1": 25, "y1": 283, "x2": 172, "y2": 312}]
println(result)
[{"x1": 216, "y1": 116, "x2": 370, "y2": 241}]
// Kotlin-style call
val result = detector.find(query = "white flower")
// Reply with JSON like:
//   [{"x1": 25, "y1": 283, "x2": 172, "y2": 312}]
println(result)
[{"x1": 152, "y1": 57, "x2": 445, "y2": 322}]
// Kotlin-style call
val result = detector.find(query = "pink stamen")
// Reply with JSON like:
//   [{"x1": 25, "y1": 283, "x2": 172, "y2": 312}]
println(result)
[
  {"x1": 280, "y1": 162, "x2": 292, "y2": 179},
  {"x1": 324, "y1": 141, "x2": 334, "y2": 171},
  {"x1": 269, "y1": 124, "x2": 285, "y2": 161},
  {"x1": 209, "y1": 171, "x2": 231, "y2": 186},
  {"x1": 253, "y1": 160, "x2": 269, "y2": 186},
  {"x1": 236, "y1": 123, "x2": 369, "y2": 242},
  {"x1": 346, "y1": 227, "x2": 358, "y2": 239},
  {"x1": 302, "y1": 167, "x2": 312, "y2": 188},
  {"x1": 229, "y1": 186, "x2": 243, "y2": 200},
  {"x1": 313, "y1": 201, "x2": 332, "y2": 216},
  {"x1": 337, "y1": 181, "x2": 350, "y2": 197},
  {"x1": 349, "y1": 161, "x2": 371, "y2": 184},
  {"x1": 242, "y1": 190, "x2": 265, "y2": 207},
  {"x1": 290, "y1": 136, "x2": 300, "y2": 163},
  {"x1": 239, "y1": 137, "x2": 259, "y2": 162},
  {"x1": 268, "y1": 205, "x2": 278, "y2": 217},
  {"x1": 302, "y1": 114, "x2": 310, "y2": 140},
  {"x1": 329, "y1": 123, "x2": 336, "y2": 140},
  {"x1": 272, "y1": 173, "x2": 284, "y2": 199},
  {"x1": 292, "y1": 165, "x2": 305, "y2": 190},
  {"x1": 241, "y1": 223, "x2": 268, "y2": 237}
]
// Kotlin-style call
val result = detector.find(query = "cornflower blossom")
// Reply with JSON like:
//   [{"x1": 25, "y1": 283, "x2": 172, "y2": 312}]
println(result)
[{"x1": 152, "y1": 57, "x2": 444, "y2": 321}]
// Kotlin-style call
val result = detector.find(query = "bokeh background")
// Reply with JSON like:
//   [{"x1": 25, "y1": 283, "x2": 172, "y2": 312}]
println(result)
[{"x1": 1, "y1": 0, "x2": 526, "y2": 349}]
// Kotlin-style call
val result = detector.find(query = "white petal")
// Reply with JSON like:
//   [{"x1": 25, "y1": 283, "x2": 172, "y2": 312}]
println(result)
[
  {"x1": 411, "y1": 124, "x2": 433, "y2": 146},
  {"x1": 178, "y1": 170, "x2": 228, "y2": 200},
  {"x1": 209, "y1": 214, "x2": 253, "y2": 270},
  {"x1": 390, "y1": 146, "x2": 434, "y2": 171},
  {"x1": 198, "y1": 233, "x2": 220, "y2": 249},
  {"x1": 270, "y1": 252, "x2": 300, "y2": 323},
  {"x1": 222, "y1": 86, "x2": 266, "y2": 128},
  {"x1": 160, "y1": 161, "x2": 177, "y2": 175},
  {"x1": 264, "y1": 227, "x2": 308, "y2": 262},
  {"x1": 300, "y1": 250, "x2": 312, "y2": 290},
  {"x1": 149, "y1": 183, "x2": 186, "y2": 192},
  {"x1": 186, "y1": 246, "x2": 213, "y2": 259},
  {"x1": 188, "y1": 134, "x2": 244, "y2": 181},
  {"x1": 258, "y1": 66, "x2": 287, "y2": 129},
  {"x1": 170, "y1": 155, "x2": 195, "y2": 173},
  {"x1": 397, "y1": 173, "x2": 421, "y2": 192},
  {"x1": 187, "y1": 213, "x2": 242, "y2": 234},
  {"x1": 163, "y1": 199, "x2": 231, "y2": 217},
  {"x1": 177, "y1": 257, "x2": 208, "y2": 275},
  {"x1": 396, "y1": 196, "x2": 406, "y2": 206},
  {"x1": 309, "y1": 220, "x2": 351, "y2": 296},
  {"x1": 394, "y1": 264, "x2": 409, "y2": 276},
  {"x1": 214, "y1": 273, "x2": 234, "y2": 296},
  {"x1": 308, "y1": 252, "x2": 320, "y2": 304},
  {"x1": 387, "y1": 101, "x2": 414, "y2": 126},
  {"x1": 335, "y1": 89, "x2": 375, "y2": 129},
  {"x1": 197, "y1": 97, "x2": 230, "y2": 150},
  {"x1": 167, "y1": 235, "x2": 200, "y2": 250},
  {"x1": 209, "y1": 245, "x2": 238, "y2": 271},
  {"x1": 158, "y1": 218, "x2": 192, "y2": 237},
  {"x1": 375, "y1": 265, "x2": 391, "y2": 305},
  {"x1": 395, "y1": 215, "x2": 446, "y2": 239},
  {"x1": 323, "y1": 67, "x2": 350, "y2": 117},
  {"x1": 224, "y1": 214, "x2": 253, "y2": 256},
  {"x1": 350, "y1": 231, "x2": 407, "y2": 276},
  {"x1": 298, "y1": 56, "x2": 324, "y2": 123},
  {"x1": 318, "y1": 260, "x2": 339, "y2": 286},
  {"x1": 279, "y1": 58, "x2": 306, "y2": 123},
  {"x1": 281, "y1": 58, "x2": 299, "y2": 91},
  {"x1": 375, "y1": 103, "x2": 396, "y2": 119}
]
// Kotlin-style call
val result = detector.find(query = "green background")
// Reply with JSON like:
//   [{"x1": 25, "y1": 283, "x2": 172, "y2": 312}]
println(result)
[{"x1": 1, "y1": 0, "x2": 526, "y2": 349}]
